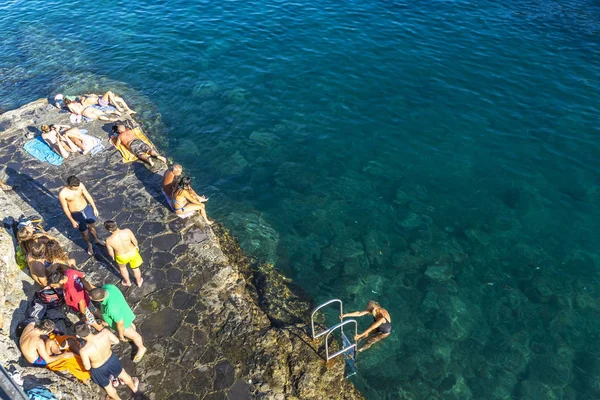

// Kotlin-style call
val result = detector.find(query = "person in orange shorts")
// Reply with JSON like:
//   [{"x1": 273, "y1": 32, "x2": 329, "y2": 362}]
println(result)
[{"x1": 104, "y1": 220, "x2": 143, "y2": 287}]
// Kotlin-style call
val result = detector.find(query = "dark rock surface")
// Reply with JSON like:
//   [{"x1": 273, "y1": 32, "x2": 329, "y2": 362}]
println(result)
[{"x1": 0, "y1": 99, "x2": 362, "y2": 400}]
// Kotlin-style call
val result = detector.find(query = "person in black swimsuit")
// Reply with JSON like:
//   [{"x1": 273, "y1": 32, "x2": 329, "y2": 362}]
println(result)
[{"x1": 341, "y1": 300, "x2": 391, "y2": 352}]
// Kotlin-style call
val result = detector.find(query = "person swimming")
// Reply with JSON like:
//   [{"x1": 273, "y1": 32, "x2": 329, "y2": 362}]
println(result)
[{"x1": 340, "y1": 300, "x2": 391, "y2": 352}]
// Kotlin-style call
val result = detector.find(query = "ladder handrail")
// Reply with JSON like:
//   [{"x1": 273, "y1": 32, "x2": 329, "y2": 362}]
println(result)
[
  {"x1": 311, "y1": 298, "x2": 343, "y2": 339},
  {"x1": 325, "y1": 319, "x2": 358, "y2": 361}
]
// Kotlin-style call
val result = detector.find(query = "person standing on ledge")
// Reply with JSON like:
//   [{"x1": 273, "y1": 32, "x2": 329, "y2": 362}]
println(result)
[
  {"x1": 90, "y1": 285, "x2": 147, "y2": 363},
  {"x1": 104, "y1": 220, "x2": 143, "y2": 287},
  {"x1": 75, "y1": 322, "x2": 139, "y2": 400},
  {"x1": 341, "y1": 300, "x2": 391, "y2": 352},
  {"x1": 58, "y1": 175, "x2": 104, "y2": 256}
]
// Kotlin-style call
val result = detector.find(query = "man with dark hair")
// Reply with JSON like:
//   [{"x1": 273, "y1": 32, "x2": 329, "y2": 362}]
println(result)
[
  {"x1": 76, "y1": 322, "x2": 139, "y2": 399},
  {"x1": 104, "y1": 220, "x2": 143, "y2": 287},
  {"x1": 113, "y1": 124, "x2": 167, "y2": 167},
  {"x1": 58, "y1": 175, "x2": 104, "y2": 256},
  {"x1": 19, "y1": 319, "x2": 72, "y2": 366},
  {"x1": 48, "y1": 270, "x2": 104, "y2": 331},
  {"x1": 19, "y1": 319, "x2": 91, "y2": 382},
  {"x1": 90, "y1": 285, "x2": 146, "y2": 363}
]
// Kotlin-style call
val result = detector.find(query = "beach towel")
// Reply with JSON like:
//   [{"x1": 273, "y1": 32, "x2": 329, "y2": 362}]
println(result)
[
  {"x1": 78, "y1": 130, "x2": 105, "y2": 155},
  {"x1": 46, "y1": 335, "x2": 91, "y2": 383},
  {"x1": 23, "y1": 137, "x2": 63, "y2": 166},
  {"x1": 162, "y1": 189, "x2": 195, "y2": 218},
  {"x1": 110, "y1": 127, "x2": 154, "y2": 163},
  {"x1": 26, "y1": 386, "x2": 57, "y2": 400}
]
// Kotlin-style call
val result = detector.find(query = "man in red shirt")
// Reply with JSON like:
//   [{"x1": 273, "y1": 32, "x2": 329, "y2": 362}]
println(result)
[{"x1": 48, "y1": 269, "x2": 105, "y2": 331}]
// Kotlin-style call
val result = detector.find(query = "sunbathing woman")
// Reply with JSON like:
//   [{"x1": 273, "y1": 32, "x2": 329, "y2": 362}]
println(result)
[
  {"x1": 46, "y1": 239, "x2": 77, "y2": 270},
  {"x1": 41, "y1": 124, "x2": 86, "y2": 157},
  {"x1": 172, "y1": 177, "x2": 214, "y2": 225},
  {"x1": 78, "y1": 91, "x2": 136, "y2": 114},
  {"x1": 63, "y1": 98, "x2": 119, "y2": 122}
]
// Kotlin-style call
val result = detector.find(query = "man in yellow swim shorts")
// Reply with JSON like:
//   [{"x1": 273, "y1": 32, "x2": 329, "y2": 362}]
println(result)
[{"x1": 104, "y1": 220, "x2": 143, "y2": 287}]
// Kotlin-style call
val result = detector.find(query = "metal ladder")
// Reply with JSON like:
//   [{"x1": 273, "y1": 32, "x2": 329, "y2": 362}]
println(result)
[{"x1": 310, "y1": 299, "x2": 358, "y2": 378}]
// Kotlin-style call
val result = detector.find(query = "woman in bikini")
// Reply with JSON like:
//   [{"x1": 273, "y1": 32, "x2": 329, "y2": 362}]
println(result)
[
  {"x1": 341, "y1": 300, "x2": 391, "y2": 352},
  {"x1": 46, "y1": 239, "x2": 77, "y2": 270},
  {"x1": 79, "y1": 91, "x2": 136, "y2": 114},
  {"x1": 63, "y1": 98, "x2": 119, "y2": 122},
  {"x1": 41, "y1": 124, "x2": 86, "y2": 157},
  {"x1": 172, "y1": 177, "x2": 214, "y2": 225}
]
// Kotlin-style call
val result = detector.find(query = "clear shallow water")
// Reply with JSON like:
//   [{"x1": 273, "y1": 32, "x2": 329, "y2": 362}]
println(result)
[{"x1": 2, "y1": 0, "x2": 600, "y2": 398}]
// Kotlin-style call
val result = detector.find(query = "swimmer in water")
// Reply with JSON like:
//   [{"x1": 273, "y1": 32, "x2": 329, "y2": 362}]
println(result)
[{"x1": 341, "y1": 300, "x2": 391, "y2": 352}]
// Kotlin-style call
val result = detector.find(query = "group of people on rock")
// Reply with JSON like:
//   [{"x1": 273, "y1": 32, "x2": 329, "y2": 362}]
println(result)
[
  {"x1": 13, "y1": 92, "x2": 217, "y2": 399},
  {"x1": 16, "y1": 173, "x2": 147, "y2": 399},
  {"x1": 61, "y1": 90, "x2": 136, "y2": 122}
]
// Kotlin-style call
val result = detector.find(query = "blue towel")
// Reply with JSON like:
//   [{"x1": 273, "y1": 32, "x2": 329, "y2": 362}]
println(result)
[{"x1": 23, "y1": 137, "x2": 63, "y2": 166}]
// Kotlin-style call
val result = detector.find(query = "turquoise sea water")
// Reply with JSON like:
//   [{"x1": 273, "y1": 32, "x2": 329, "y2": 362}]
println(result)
[{"x1": 2, "y1": 0, "x2": 600, "y2": 398}]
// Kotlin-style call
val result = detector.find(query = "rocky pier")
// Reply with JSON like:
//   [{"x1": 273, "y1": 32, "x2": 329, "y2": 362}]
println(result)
[{"x1": 0, "y1": 99, "x2": 362, "y2": 400}]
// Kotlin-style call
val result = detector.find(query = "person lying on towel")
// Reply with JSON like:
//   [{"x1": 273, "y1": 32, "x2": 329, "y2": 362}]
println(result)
[
  {"x1": 41, "y1": 124, "x2": 85, "y2": 158},
  {"x1": 78, "y1": 91, "x2": 136, "y2": 115},
  {"x1": 63, "y1": 98, "x2": 120, "y2": 122},
  {"x1": 113, "y1": 124, "x2": 167, "y2": 167}
]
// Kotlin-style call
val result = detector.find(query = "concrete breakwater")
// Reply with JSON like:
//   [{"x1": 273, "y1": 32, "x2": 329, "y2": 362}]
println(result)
[{"x1": 0, "y1": 99, "x2": 362, "y2": 399}]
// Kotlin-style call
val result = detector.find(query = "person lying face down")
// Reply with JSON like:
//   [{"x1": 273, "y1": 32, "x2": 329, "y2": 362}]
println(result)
[{"x1": 113, "y1": 124, "x2": 167, "y2": 167}]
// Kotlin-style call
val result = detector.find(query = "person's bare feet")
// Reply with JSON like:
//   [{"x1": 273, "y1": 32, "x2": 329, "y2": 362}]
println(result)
[
  {"x1": 131, "y1": 377, "x2": 140, "y2": 392},
  {"x1": 206, "y1": 219, "x2": 215, "y2": 225},
  {"x1": 133, "y1": 347, "x2": 147, "y2": 364},
  {"x1": 0, "y1": 184, "x2": 13, "y2": 191},
  {"x1": 121, "y1": 280, "x2": 132, "y2": 287},
  {"x1": 128, "y1": 110, "x2": 137, "y2": 115},
  {"x1": 157, "y1": 155, "x2": 167, "y2": 164},
  {"x1": 87, "y1": 244, "x2": 94, "y2": 256},
  {"x1": 146, "y1": 158, "x2": 154, "y2": 167},
  {"x1": 136, "y1": 278, "x2": 144, "y2": 287}
]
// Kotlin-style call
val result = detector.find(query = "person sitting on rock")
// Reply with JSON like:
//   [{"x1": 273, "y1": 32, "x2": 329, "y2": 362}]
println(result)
[
  {"x1": 46, "y1": 239, "x2": 77, "y2": 269},
  {"x1": 104, "y1": 220, "x2": 143, "y2": 287},
  {"x1": 75, "y1": 322, "x2": 140, "y2": 400},
  {"x1": 78, "y1": 91, "x2": 136, "y2": 115},
  {"x1": 63, "y1": 98, "x2": 120, "y2": 122},
  {"x1": 27, "y1": 241, "x2": 50, "y2": 286},
  {"x1": 89, "y1": 286, "x2": 147, "y2": 363},
  {"x1": 48, "y1": 269, "x2": 105, "y2": 332},
  {"x1": 341, "y1": 300, "x2": 391, "y2": 352},
  {"x1": 41, "y1": 124, "x2": 86, "y2": 157},
  {"x1": 162, "y1": 163, "x2": 183, "y2": 198},
  {"x1": 19, "y1": 319, "x2": 74, "y2": 367},
  {"x1": 19, "y1": 319, "x2": 91, "y2": 383},
  {"x1": 113, "y1": 124, "x2": 167, "y2": 167},
  {"x1": 17, "y1": 223, "x2": 55, "y2": 256},
  {"x1": 172, "y1": 176, "x2": 214, "y2": 225}
]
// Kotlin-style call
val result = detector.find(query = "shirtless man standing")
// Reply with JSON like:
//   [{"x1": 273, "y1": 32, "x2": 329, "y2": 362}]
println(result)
[
  {"x1": 75, "y1": 323, "x2": 139, "y2": 400},
  {"x1": 59, "y1": 175, "x2": 104, "y2": 256},
  {"x1": 104, "y1": 220, "x2": 143, "y2": 287},
  {"x1": 19, "y1": 319, "x2": 74, "y2": 367},
  {"x1": 114, "y1": 124, "x2": 167, "y2": 167}
]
